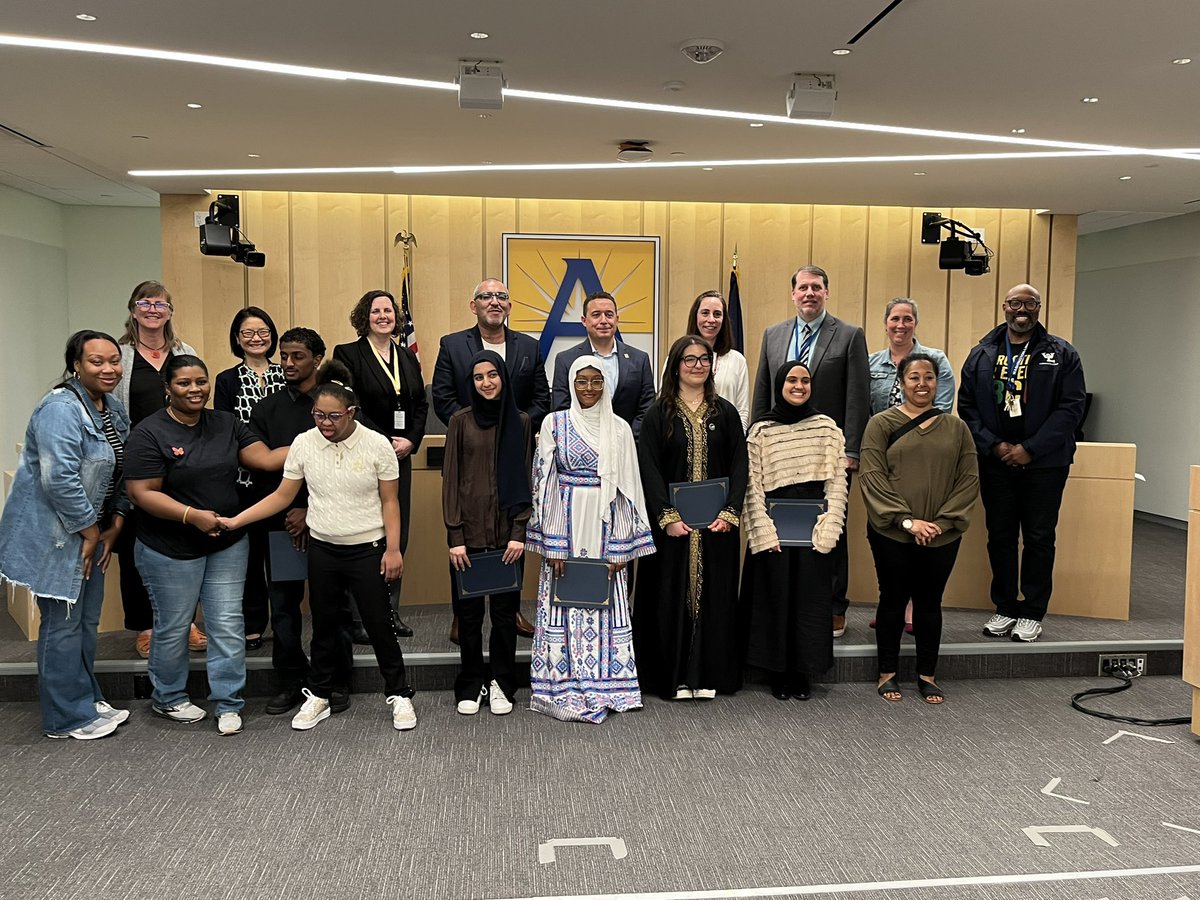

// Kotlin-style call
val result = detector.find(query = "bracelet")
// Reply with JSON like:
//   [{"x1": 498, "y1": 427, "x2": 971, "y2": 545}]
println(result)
[{"x1": 182, "y1": 506, "x2": 192, "y2": 525}]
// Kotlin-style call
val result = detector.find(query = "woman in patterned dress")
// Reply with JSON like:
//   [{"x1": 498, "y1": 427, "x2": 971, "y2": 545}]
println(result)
[
  {"x1": 526, "y1": 356, "x2": 655, "y2": 724},
  {"x1": 214, "y1": 306, "x2": 286, "y2": 650}
]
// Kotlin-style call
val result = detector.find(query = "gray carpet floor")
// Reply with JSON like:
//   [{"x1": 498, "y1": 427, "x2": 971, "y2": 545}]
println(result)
[{"x1": 2, "y1": 676, "x2": 1198, "y2": 900}]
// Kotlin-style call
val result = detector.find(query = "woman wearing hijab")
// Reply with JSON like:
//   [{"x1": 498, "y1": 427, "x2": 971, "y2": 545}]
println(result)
[
  {"x1": 526, "y1": 356, "x2": 656, "y2": 724},
  {"x1": 442, "y1": 350, "x2": 533, "y2": 716},
  {"x1": 741, "y1": 361, "x2": 848, "y2": 701},
  {"x1": 634, "y1": 335, "x2": 748, "y2": 701}
]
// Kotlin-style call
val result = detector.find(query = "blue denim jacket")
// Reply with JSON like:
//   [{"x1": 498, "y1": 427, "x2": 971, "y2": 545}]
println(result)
[{"x1": 0, "y1": 379, "x2": 131, "y2": 602}]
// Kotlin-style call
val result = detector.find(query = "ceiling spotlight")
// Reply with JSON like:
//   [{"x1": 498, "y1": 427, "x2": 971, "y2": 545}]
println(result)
[
  {"x1": 481, "y1": 160, "x2": 493, "y2": 165},
  {"x1": 680, "y1": 39, "x2": 725, "y2": 64},
  {"x1": 616, "y1": 140, "x2": 653, "y2": 162},
  {"x1": 1081, "y1": 97, "x2": 1099, "y2": 103},
  {"x1": 832, "y1": 48, "x2": 852, "y2": 56},
  {"x1": 469, "y1": 32, "x2": 489, "y2": 40},
  {"x1": 186, "y1": 102, "x2": 203, "y2": 109},
  {"x1": 1172, "y1": 57, "x2": 1192, "y2": 64},
  {"x1": 1011, "y1": 128, "x2": 1026, "y2": 134},
  {"x1": 75, "y1": 13, "x2": 97, "y2": 21},
  {"x1": 247, "y1": 153, "x2": 260, "y2": 158},
  {"x1": 478, "y1": 113, "x2": 492, "y2": 119},
  {"x1": 749, "y1": 122, "x2": 765, "y2": 128},
  {"x1": 702, "y1": 167, "x2": 714, "y2": 171},
  {"x1": 913, "y1": 171, "x2": 927, "y2": 176},
  {"x1": 1118, "y1": 175, "x2": 1133, "y2": 181}
]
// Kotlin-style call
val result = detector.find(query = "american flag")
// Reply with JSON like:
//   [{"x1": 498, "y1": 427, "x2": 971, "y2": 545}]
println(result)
[{"x1": 399, "y1": 265, "x2": 419, "y2": 361}]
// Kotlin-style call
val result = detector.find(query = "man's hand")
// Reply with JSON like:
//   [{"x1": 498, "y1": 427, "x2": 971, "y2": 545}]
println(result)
[
  {"x1": 1002, "y1": 444, "x2": 1033, "y2": 467},
  {"x1": 992, "y1": 441, "x2": 1014, "y2": 460}
]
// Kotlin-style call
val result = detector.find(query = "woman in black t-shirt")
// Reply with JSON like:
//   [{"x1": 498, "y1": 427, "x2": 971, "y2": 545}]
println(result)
[{"x1": 125, "y1": 355, "x2": 287, "y2": 736}]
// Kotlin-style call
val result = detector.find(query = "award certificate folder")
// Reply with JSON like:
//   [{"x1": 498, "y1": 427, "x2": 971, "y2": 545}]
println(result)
[
  {"x1": 268, "y1": 531, "x2": 308, "y2": 581},
  {"x1": 550, "y1": 558, "x2": 613, "y2": 609},
  {"x1": 766, "y1": 499, "x2": 826, "y2": 547},
  {"x1": 670, "y1": 477, "x2": 729, "y2": 528},
  {"x1": 455, "y1": 549, "x2": 522, "y2": 599}
]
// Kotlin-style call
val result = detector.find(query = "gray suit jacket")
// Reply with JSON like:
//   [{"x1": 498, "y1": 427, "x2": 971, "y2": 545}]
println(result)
[{"x1": 751, "y1": 314, "x2": 870, "y2": 456}]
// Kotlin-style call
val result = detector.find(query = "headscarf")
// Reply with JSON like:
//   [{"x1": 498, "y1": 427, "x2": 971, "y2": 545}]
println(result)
[
  {"x1": 567, "y1": 355, "x2": 649, "y2": 525},
  {"x1": 754, "y1": 359, "x2": 819, "y2": 426},
  {"x1": 468, "y1": 350, "x2": 531, "y2": 519}
]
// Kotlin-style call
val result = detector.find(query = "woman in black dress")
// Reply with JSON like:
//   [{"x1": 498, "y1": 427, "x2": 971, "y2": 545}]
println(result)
[{"x1": 634, "y1": 335, "x2": 747, "y2": 701}]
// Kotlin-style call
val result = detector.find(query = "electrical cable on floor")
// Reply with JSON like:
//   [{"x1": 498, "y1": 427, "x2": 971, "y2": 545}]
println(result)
[{"x1": 1070, "y1": 664, "x2": 1192, "y2": 727}]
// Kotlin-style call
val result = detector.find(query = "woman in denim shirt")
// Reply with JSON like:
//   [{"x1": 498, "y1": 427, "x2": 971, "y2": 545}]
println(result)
[{"x1": 0, "y1": 331, "x2": 132, "y2": 739}]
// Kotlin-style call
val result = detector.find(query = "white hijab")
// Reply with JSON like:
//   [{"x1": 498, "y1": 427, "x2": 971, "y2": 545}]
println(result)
[{"x1": 567, "y1": 355, "x2": 649, "y2": 525}]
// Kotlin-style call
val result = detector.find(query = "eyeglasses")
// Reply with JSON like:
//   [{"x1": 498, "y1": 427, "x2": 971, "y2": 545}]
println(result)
[
  {"x1": 134, "y1": 300, "x2": 171, "y2": 311},
  {"x1": 474, "y1": 291, "x2": 510, "y2": 302},
  {"x1": 312, "y1": 409, "x2": 353, "y2": 424},
  {"x1": 681, "y1": 354, "x2": 713, "y2": 368},
  {"x1": 1005, "y1": 298, "x2": 1042, "y2": 311},
  {"x1": 239, "y1": 328, "x2": 272, "y2": 340},
  {"x1": 573, "y1": 378, "x2": 605, "y2": 389}
]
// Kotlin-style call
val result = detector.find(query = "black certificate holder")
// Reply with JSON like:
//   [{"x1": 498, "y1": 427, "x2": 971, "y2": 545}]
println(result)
[
  {"x1": 670, "y1": 477, "x2": 730, "y2": 528},
  {"x1": 550, "y1": 558, "x2": 613, "y2": 610},
  {"x1": 455, "y1": 549, "x2": 522, "y2": 599},
  {"x1": 268, "y1": 531, "x2": 308, "y2": 581},
  {"x1": 766, "y1": 498, "x2": 827, "y2": 547}
]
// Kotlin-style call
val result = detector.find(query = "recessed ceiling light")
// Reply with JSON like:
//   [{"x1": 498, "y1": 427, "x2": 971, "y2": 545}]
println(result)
[
  {"x1": 75, "y1": 14, "x2": 97, "y2": 21},
  {"x1": 478, "y1": 113, "x2": 492, "y2": 119},
  {"x1": 1172, "y1": 57, "x2": 1192, "y2": 65},
  {"x1": 1081, "y1": 97, "x2": 1099, "y2": 103},
  {"x1": 481, "y1": 160, "x2": 493, "y2": 165},
  {"x1": 913, "y1": 171, "x2": 927, "y2": 176},
  {"x1": 1011, "y1": 128, "x2": 1026, "y2": 134},
  {"x1": 186, "y1": 102, "x2": 203, "y2": 109},
  {"x1": 1118, "y1": 175, "x2": 1133, "y2": 180},
  {"x1": 749, "y1": 122, "x2": 764, "y2": 128},
  {"x1": 669, "y1": 151, "x2": 686, "y2": 157},
  {"x1": 832, "y1": 48, "x2": 852, "y2": 56},
  {"x1": 247, "y1": 153, "x2": 260, "y2": 158},
  {"x1": 469, "y1": 32, "x2": 489, "y2": 40},
  {"x1": 702, "y1": 166, "x2": 714, "y2": 171}
]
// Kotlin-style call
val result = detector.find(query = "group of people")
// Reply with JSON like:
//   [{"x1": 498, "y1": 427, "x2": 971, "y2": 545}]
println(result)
[{"x1": 0, "y1": 266, "x2": 1086, "y2": 739}]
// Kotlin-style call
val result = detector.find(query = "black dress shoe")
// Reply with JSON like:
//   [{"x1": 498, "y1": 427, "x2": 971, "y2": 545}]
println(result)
[
  {"x1": 791, "y1": 674, "x2": 812, "y2": 701},
  {"x1": 351, "y1": 624, "x2": 371, "y2": 645},
  {"x1": 265, "y1": 686, "x2": 304, "y2": 715},
  {"x1": 245, "y1": 635, "x2": 264, "y2": 651},
  {"x1": 330, "y1": 691, "x2": 351, "y2": 714},
  {"x1": 449, "y1": 615, "x2": 460, "y2": 646},
  {"x1": 770, "y1": 678, "x2": 791, "y2": 701},
  {"x1": 392, "y1": 611, "x2": 414, "y2": 638}
]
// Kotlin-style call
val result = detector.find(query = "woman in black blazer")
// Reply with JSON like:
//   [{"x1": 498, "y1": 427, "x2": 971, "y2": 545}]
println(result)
[{"x1": 332, "y1": 289, "x2": 428, "y2": 638}]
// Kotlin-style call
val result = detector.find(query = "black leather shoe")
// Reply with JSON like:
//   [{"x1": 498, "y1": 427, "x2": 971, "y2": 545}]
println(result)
[
  {"x1": 265, "y1": 686, "x2": 304, "y2": 715},
  {"x1": 245, "y1": 635, "x2": 264, "y2": 651},
  {"x1": 392, "y1": 611, "x2": 414, "y2": 638},
  {"x1": 770, "y1": 678, "x2": 790, "y2": 701},
  {"x1": 351, "y1": 624, "x2": 371, "y2": 645},
  {"x1": 791, "y1": 674, "x2": 812, "y2": 701},
  {"x1": 330, "y1": 691, "x2": 351, "y2": 714},
  {"x1": 449, "y1": 615, "x2": 460, "y2": 646}
]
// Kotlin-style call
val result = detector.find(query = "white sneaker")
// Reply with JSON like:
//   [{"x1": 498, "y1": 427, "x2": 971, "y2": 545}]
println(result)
[
  {"x1": 216, "y1": 711, "x2": 243, "y2": 736},
  {"x1": 152, "y1": 701, "x2": 207, "y2": 723},
  {"x1": 982, "y1": 614, "x2": 1018, "y2": 637},
  {"x1": 457, "y1": 685, "x2": 486, "y2": 716},
  {"x1": 673, "y1": 686, "x2": 693, "y2": 701},
  {"x1": 387, "y1": 695, "x2": 417, "y2": 731},
  {"x1": 291, "y1": 688, "x2": 331, "y2": 731},
  {"x1": 693, "y1": 688, "x2": 717, "y2": 700},
  {"x1": 488, "y1": 680, "x2": 513, "y2": 716},
  {"x1": 1011, "y1": 618, "x2": 1043, "y2": 642},
  {"x1": 94, "y1": 700, "x2": 130, "y2": 726},
  {"x1": 45, "y1": 716, "x2": 119, "y2": 740}
]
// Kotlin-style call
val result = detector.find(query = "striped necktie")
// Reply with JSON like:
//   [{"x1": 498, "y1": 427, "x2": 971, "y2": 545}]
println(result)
[{"x1": 798, "y1": 323, "x2": 816, "y2": 365}]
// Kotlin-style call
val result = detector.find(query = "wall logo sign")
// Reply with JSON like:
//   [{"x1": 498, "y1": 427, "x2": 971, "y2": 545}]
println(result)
[{"x1": 502, "y1": 233, "x2": 660, "y2": 374}]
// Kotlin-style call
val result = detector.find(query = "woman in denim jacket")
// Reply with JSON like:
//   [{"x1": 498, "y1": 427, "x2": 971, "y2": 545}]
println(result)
[{"x1": 0, "y1": 331, "x2": 132, "y2": 739}]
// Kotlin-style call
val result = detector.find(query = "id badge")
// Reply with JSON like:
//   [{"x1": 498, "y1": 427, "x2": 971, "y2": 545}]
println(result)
[
  {"x1": 1005, "y1": 395, "x2": 1023, "y2": 418},
  {"x1": 393, "y1": 409, "x2": 407, "y2": 431}
]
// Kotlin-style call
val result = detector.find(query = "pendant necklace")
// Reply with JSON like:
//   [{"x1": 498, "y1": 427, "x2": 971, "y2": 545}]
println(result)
[{"x1": 139, "y1": 337, "x2": 168, "y2": 360}]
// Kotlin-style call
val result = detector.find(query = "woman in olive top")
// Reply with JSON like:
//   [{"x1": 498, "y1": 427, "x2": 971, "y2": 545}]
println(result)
[{"x1": 858, "y1": 353, "x2": 978, "y2": 704}]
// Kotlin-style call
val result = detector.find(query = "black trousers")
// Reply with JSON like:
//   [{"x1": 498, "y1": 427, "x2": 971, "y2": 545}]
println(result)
[
  {"x1": 268, "y1": 577, "x2": 308, "y2": 687},
  {"x1": 868, "y1": 528, "x2": 961, "y2": 677},
  {"x1": 116, "y1": 514, "x2": 153, "y2": 632},
  {"x1": 351, "y1": 457, "x2": 411, "y2": 627},
  {"x1": 831, "y1": 470, "x2": 852, "y2": 615},
  {"x1": 241, "y1": 520, "x2": 270, "y2": 636},
  {"x1": 449, "y1": 549, "x2": 521, "y2": 702},
  {"x1": 307, "y1": 538, "x2": 410, "y2": 699},
  {"x1": 978, "y1": 460, "x2": 1070, "y2": 622}
]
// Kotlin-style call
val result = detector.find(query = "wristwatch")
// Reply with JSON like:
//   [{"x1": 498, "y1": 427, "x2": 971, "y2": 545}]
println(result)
[{"x1": 901, "y1": 518, "x2": 914, "y2": 532}]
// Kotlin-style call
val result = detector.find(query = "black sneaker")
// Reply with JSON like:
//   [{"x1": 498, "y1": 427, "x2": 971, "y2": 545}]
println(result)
[
  {"x1": 330, "y1": 691, "x2": 351, "y2": 714},
  {"x1": 265, "y1": 686, "x2": 305, "y2": 716}
]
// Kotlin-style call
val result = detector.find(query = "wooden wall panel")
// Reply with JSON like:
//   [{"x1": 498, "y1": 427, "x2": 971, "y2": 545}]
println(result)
[
  {"x1": 243, "y1": 190, "x2": 292, "y2": 333},
  {"x1": 864, "y1": 206, "x2": 913, "y2": 354},
  {"x1": 946, "y1": 207, "x2": 1002, "y2": 369},
  {"x1": 1028, "y1": 212, "x2": 1052, "y2": 298},
  {"x1": 664, "y1": 202, "x2": 722, "y2": 358},
  {"x1": 410, "y1": 195, "x2": 484, "y2": 346},
  {"x1": 483, "y1": 196, "x2": 518, "y2": 284},
  {"x1": 810, "y1": 205, "x2": 868, "y2": 327},
  {"x1": 1046, "y1": 216, "x2": 1078, "y2": 340},
  {"x1": 907, "y1": 208, "x2": 951, "y2": 364}
]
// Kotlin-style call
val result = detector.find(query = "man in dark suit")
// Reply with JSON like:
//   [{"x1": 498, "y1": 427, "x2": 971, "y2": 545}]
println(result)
[
  {"x1": 431, "y1": 277, "x2": 549, "y2": 642},
  {"x1": 432, "y1": 277, "x2": 550, "y2": 429},
  {"x1": 551, "y1": 291, "x2": 656, "y2": 439},
  {"x1": 752, "y1": 265, "x2": 870, "y2": 638}
]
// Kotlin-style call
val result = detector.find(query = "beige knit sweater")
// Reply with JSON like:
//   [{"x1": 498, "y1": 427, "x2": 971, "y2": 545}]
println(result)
[{"x1": 744, "y1": 414, "x2": 848, "y2": 554}]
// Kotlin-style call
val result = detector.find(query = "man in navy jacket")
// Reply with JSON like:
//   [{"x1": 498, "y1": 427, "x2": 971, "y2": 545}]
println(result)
[{"x1": 958, "y1": 283, "x2": 1086, "y2": 643}]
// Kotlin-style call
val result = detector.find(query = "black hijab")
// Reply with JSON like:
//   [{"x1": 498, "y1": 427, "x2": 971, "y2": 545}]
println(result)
[
  {"x1": 468, "y1": 350, "x2": 531, "y2": 518},
  {"x1": 755, "y1": 359, "x2": 819, "y2": 426}
]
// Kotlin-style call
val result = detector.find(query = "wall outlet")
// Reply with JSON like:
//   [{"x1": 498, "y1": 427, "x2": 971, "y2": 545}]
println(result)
[{"x1": 1098, "y1": 653, "x2": 1147, "y2": 677}]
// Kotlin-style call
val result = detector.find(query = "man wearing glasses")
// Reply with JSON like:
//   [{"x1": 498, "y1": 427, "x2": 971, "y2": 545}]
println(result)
[
  {"x1": 432, "y1": 278, "x2": 551, "y2": 430},
  {"x1": 432, "y1": 278, "x2": 549, "y2": 641},
  {"x1": 958, "y1": 283, "x2": 1086, "y2": 643},
  {"x1": 551, "y1": 291, "x2": 656, "y2": 439},
  {"x1": 752, "y1": 266, "x2": 870, "y2": 639}
]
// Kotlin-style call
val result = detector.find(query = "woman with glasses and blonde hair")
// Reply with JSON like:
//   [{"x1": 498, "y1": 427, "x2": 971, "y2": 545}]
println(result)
[
  {"x1": 634, "y1": 335, "x2": 748, "y2": 702},
  {"x1": 114, "y1": 280, "x2": 203, "y2": 659},
  {"x1": 686, "y1": 290, "x2": 750, "y2": 430}
]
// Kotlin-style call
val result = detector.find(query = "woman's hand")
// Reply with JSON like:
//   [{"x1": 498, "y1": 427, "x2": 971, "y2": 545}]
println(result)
[
  {"x1": 502, "y1": 541, "x2": 525, "y2": 565},
  {"x1": 189, "y1": 509, "x2": 222, "y2": 536},
  {"x1": 381, "y1": 548, "x2": 404, "y2": 581},
  {"x1": 707, "y1": 518, "x2": 731, "y2": 533},
  {"x1": 96, "y1": 516, "x2": 124, "y2": 574},
  {"x1": 392, "y1": 437, "x2": 414, "y2": 460},
  {"x1": 214, "y1": 514, "x2": 241, "y2": 533},
  {"x1": 909, "y1": 519, "x2": 942, "y2": 547},
  {"x1": 607, "y1": 561, "x2": 627, "y2": 579},
  {"x1": 665, "y1": 521, "x2": 691, "y2": 538},
  {"x1": 449, "y1": 545, "x2": 470, "y2": 572},
  {"x1": 79, "y1": 524, "x2": 101, "y2": 580},
  {"x1": 550, "y1": 558, "x2": 565, "y2": 579}
]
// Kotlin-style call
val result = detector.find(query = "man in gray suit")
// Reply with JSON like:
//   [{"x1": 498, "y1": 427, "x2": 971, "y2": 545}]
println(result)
[
  {"x1": 752, "y1": 265, "x2": 870, "y2": 637},
  {"x1": 552, "y1": 291, "x2": 656, "y2": 439}
]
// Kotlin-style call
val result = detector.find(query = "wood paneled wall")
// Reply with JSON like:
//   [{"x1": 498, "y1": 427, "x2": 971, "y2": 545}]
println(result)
[{"x1": 162, "y1": 193, "x2": 1077, "y2": 382}]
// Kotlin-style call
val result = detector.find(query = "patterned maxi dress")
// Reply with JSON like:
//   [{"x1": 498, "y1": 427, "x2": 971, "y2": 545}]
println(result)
[{"x1": 526, "y1": 410, "x2": 656, "y2": 723}]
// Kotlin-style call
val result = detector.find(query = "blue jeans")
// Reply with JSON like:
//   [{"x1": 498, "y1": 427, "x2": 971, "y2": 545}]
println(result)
[
  {"x1": 37, "y1": 545, "x2": 107, "y2": 734},
  {"x1": 136, "y1": 537, "x2": 248, "y2": 714}
]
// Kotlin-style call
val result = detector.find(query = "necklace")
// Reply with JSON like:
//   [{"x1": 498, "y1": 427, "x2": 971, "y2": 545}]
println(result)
[
  {"x1": 139, "y1": 336, "x2": 169, "y2": 359},
  {"x1": 166, "y1": 406, "x2": 198, "y2": 427}
]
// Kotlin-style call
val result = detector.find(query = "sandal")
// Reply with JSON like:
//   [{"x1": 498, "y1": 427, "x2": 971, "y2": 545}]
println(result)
[
  {"x1": 876, "y1": 678, "x2": 902, "y2": 702},
  {"x1": 917, "y1": 679, "x2": 945, "y2": 704}
]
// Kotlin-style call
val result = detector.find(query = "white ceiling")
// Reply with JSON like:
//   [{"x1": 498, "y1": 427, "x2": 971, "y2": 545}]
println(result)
[{"x1": 1, "y1": 0, "x2": 1199, "y2": 218}]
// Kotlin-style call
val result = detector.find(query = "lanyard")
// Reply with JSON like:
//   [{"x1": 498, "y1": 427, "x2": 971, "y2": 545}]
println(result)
[
  {"x1": 371, "y1": 341, "x2": 402, "y2": 395},
  {"x1": 1003, "y1": 334, "x2": 1029, "y2": 395}
]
